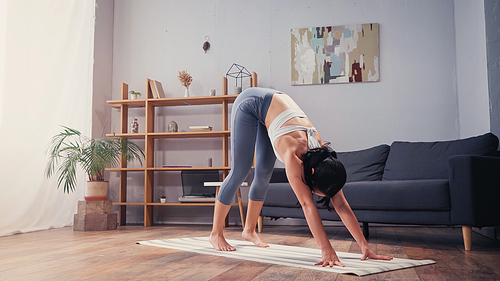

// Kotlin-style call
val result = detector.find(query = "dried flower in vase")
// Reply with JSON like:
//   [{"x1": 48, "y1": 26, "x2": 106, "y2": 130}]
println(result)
[{"x1": 178, "y1": 70, "x2": 193, "y2": 89}]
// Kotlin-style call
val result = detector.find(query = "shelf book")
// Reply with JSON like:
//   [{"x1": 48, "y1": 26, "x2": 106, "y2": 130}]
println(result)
[{"x1": 149, "y1": 79, "x2": 165, "y2": 99}]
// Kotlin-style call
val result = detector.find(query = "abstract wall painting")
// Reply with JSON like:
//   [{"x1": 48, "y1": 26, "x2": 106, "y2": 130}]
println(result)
[{"x1": 291, "y1": 23, "x2": 379, "y2": 85}]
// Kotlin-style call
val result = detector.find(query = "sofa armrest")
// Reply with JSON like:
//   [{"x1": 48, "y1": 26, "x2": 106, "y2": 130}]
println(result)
[{"x1": 448, "y1": 155, "x2": 500, "y2": 226}]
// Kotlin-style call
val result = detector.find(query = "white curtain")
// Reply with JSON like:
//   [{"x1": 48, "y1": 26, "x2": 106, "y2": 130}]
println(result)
[{"x1": 0, "y1": 0, "x2": 96, "y2": 236}]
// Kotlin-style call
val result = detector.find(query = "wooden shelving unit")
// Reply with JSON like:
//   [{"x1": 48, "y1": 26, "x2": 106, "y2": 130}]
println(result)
[{"x1": 107, "y1": 73, "x2": 258, "y2": 226}]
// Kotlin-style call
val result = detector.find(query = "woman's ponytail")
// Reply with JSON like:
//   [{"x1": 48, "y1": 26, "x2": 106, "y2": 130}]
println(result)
[{"x1": 301, "y1": 143, "x2": 346, "y2": 211}]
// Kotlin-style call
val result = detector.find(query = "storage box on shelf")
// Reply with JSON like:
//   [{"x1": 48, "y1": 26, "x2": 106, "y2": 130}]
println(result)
[{"x1": 106, "y1": 73, "x2": 258, "y2": 226}]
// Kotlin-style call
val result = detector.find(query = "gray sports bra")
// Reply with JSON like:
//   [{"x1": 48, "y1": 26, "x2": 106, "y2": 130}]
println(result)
[{"x1": 268, "y1": 108, "x2": 321, "y2": 163}]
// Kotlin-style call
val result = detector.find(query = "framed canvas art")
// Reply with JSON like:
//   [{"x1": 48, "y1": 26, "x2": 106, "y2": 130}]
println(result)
[{"x1": 291, "y1": 23, "x2": 379, "y2": 85}]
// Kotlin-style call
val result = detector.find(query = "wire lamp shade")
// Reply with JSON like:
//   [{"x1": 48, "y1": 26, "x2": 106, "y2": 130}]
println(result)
[{"x1": 226, "y1": 63, "x2": 252, "y2": 88}]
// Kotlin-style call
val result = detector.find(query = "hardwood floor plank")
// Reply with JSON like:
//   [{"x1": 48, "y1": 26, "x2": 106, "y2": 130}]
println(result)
[
  {"x1": 208, "y1": 260, "x2": 273, "y2": 281},
  {"x1": 1, "y1": 224, "x2": 499, "y2": 280},
  {"x1": 169, "y1": 256, "x2": 243, "y2": 281},
  {"x1": 294, "y1": 269, "x2": 339, "y2": 280},
  {"x1": 374, "y1": 227, "x2": 420, "y2": 281},
  {"x1": 252, "y1": 264, "x2": 304, "y2": 281},
  {"x1": 426, "y1": 227, "x2": 500, "y2": 280},
  {"x1": 104, "y1": 253, "x2": 223, "y2": 280},
  {"x1": 394, "y1": 227, "x2": 459, "y2": 281},
  {"x1": 330, "y1": 226, "x2": 353, "y2": 253}
]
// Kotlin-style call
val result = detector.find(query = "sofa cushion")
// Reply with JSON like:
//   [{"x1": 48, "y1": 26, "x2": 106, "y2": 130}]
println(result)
[
  {"x1": 342, "y1": 180, "x2": 450, "y2": 211},
  {"x1": 263, "y1": 183, "x2": 298, "y2": 208},
  {"x1": 383, "y1": 133, "x2": 498, "y2": 180},
  {"x1": 337, "y1": 144, "x2": 390, "y2": 182},
  {"x1": 269, "y1": 168, "x2": 288, "y2": 183}
]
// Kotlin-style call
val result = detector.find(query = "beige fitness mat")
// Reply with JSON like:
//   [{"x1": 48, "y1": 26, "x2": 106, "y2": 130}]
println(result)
[{"x1": 137, "y1": 237, "x2": 435, "y2": 276}]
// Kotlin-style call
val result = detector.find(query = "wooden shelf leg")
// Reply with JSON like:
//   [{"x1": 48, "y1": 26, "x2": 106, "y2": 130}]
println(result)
[
  {"x1": 462, "y1": 225, "x2": 472, "y2": 251},
  {"x1": 258, "y1": 216, "x2": 263, "y2": 233},
  {"x1": 119, "y1": 206, "x2": 127, "y2": 226},
  {"x1": 237, "y1": 189, "x2": 245, "y2": 229}
]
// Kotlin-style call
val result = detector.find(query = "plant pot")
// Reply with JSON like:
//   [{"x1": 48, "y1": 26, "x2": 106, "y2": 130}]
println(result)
[
  {"x1": 85, "y1": 181, "x2": 109, "y2": 201},
  {"x1": 131, "y1": 95, "x2": 138, "y2": 100}
]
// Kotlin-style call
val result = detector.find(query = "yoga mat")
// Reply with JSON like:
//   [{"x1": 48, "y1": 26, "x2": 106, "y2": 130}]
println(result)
[{"x1": 137, "y1": 237, "x2": 435, "y2": 276}]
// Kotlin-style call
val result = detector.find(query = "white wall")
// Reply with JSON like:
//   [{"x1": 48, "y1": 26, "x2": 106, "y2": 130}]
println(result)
[
  {"x1": 454, "y1": 0, "x2": 490, "y2": 138},
  {"x1": 0, "y1": 0, "x2": 95, "y2": 236},
  {"x1": 92, "y1": 0, "x2": 114, "y2": 139},
  {"x1": 113, "y1": 0, "x2": 460, "y2": 148},
  {"x1": 270, "y1": 0, "x2": 459, "y2": 150},
  {"x1": 0, "y1": 0, "x2": 6, "y2": 127},
  {"x1": 110, "y1": 0, "x2": 482, "y2": 224}
]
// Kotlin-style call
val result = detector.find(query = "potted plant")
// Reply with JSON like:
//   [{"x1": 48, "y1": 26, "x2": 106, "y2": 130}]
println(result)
[
  {"x1": 45, "y1": 126, "x2": 145, "y2": 200},
  {"x1": 129, "y1": 90, "x2": 141, "y2": 100}
]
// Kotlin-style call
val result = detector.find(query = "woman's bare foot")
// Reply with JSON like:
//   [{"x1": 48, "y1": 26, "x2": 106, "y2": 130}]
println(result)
[
  {"x1": 209, "y1": 233, "x2": 236, "y2": 251},
  {"x1": 242, "y1": 229, "x2": 269, "y2": 248}
]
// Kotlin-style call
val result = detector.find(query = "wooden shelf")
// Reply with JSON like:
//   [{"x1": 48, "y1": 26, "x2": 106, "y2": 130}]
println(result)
[
  {"x1": 106, "y1": 131, "x2": 230, "y2": 139},
  {"x1": 106, "y1": 133, "x2": 145, "y2": 139},
  {"x1": 107, "y1": 167, "x2": 231, "y2": 172},
  {"x1": 148, "y1": 167, "x2": 231, "y2": 171},
  {"x1": 107, "y1": 99, "x2": 146, "y2": 108},
  {"x1": 108, "y1": 74, "x2": 257, "y2": 227},
  {"x1": 107, "y1": 95, "x2": 238, "y2": 108},
  {"x1": 149, "y1": 131, "x2": 230, "y2": 139},
  {"x1": 150, "y1": 95, "x2": 238, "y2": 107},
  {"x1": 112, "y1": 202, "x2": 247, "y2": 207},
  {"x1": 106, "y1": 167, "x2": 146, "y2": 172},
  {"x1": 112, "y1": 202, "x2": 146, "y2": 206}
]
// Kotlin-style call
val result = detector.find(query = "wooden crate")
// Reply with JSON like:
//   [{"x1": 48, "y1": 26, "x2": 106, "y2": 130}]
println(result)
[{"x1": 74, "y1": 201, "x2": 117, "y2": 231}]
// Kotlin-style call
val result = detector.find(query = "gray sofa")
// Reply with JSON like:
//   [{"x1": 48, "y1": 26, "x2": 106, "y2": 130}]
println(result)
[{"x1": 259, "y1": 133, "x2": 500, "y2": 250}]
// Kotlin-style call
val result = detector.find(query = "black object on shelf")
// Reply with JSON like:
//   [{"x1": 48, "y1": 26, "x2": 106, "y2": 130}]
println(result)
[{"x1": 226, "y1": 63, "x2": 252, "y2": 88}]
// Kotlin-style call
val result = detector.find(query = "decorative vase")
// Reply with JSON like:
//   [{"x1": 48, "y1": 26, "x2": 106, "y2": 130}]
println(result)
[
  {"x1": 235, "y1": 87, "x2": 242, "y2": 94},
  {"x1": 130, "y1": 118, "x2": 139, "y2": 134},
  {"x1": 85, "y1": 181, "x2": 109, "y2": 201},
  {"x1": 168, "y1": 121, "x2": 178, "y2": 132},
  {"x1": 184, "y1": 87, "x2": 190, "y2": 97}
]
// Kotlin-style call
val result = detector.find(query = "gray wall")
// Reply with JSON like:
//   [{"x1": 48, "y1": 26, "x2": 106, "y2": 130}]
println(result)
[
  {"x1": 483, "y1": 0, "x2": 500, "y2": 239},
  {"x1": 485, "y1": 0, "x2": 500, "y2": 139},
  {"x1": 455, "y1": 0, "x2": 490, "y2": 138},
  {"x1": 96, "y1": 0, "x2": 494, "y2": 224}
]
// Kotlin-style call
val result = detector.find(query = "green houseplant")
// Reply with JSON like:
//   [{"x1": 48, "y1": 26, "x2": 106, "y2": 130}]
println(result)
[
  {"x1": 45, "y1": 126, "x2": 145, "y2": 200},
  {"x1": 129, "y1": 90, "x2": 141, "y2": 100}
]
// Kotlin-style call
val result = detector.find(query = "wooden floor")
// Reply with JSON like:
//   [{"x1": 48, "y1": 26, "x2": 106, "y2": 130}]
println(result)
[{"x1": 1, "y1": 224, "x2": 500, "y2": 280}]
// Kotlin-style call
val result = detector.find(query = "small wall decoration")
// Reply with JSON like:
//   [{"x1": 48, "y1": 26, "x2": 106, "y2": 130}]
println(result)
[
  {"x1": 203, "y1": 36, "x2": 211, "y2": 53},
  {"x1": 291, "y1": 23, "x2": 379, "y2": 85}
]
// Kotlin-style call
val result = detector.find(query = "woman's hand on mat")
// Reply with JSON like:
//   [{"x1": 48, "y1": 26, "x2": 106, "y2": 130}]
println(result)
[
  {"x1": 315, "y1": 248, "x2": 345, "y2": 267},
  {"x1": 361, "y1": 247, "x2": 393, "y2": 261}
]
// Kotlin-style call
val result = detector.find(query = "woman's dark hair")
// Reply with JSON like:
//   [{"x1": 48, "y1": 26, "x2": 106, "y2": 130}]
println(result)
[{"x1": 302, "y1": 143, "x2": 347, "y2": 211}]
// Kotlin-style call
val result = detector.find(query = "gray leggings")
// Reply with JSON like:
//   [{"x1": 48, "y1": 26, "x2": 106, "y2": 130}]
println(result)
[{"x1": 217, "y1": 87, "x2": 279, "y2": 205}]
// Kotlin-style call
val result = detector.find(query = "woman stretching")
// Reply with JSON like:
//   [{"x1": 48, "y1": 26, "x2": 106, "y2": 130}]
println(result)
[{"x1": 209, "y1": 87, "x2": 392, "y2": 267}]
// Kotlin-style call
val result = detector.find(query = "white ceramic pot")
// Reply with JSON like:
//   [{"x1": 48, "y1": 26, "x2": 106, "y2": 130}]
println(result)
[{"x1": 85, "y1": 181, "x2": 109, "y2": 201}]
